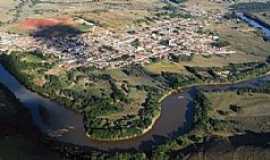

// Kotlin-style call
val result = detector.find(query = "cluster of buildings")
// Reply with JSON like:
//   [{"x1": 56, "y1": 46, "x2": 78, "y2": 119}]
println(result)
[{"x1": 0, "y1": 16, "x2": 233, "y2": 69}]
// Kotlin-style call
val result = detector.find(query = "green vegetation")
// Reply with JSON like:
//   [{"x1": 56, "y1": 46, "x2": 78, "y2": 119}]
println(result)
[
  {"x1": 0, "y1": 52, "x2": 165, "y2": 140},
  {"x1": 2, "y1": 0, "x2": 270, "y2": 159},
  {"x1": 1, "y1": 51, "x2": 270, "y2": 141},
  {"x1": 185, "y1": 60, "x2": 270, "y2": 83},
  {"x1": 192, "y1": 89, "x2": 212, "y2": 130},
  {"x1": 149, "y1": 85, "x2": 270, "y2": 160},
  {"x1": 161, "y1": 72, "x2": 198, "y2": 89},
  {"x1": 206, "y1": 89, "x2": 270, "y2": 133},
  {"x1": 157, "y1": 2, "x2": 192, "y2": 19}
]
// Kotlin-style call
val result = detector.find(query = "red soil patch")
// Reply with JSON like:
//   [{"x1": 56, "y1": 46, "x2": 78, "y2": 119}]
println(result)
[{"x1": 19, "y1": 17, "x2": 74, "y2": 30}]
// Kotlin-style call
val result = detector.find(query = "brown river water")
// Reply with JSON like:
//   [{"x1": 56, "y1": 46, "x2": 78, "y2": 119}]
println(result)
[{"x1": 0, "y1": 64, "x2": 269, "y2": 151}]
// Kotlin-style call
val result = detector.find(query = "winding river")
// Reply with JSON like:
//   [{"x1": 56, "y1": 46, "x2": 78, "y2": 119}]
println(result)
[
  {"x1": 0, "y1": 63, "x2": 270, "y2": 151},
  {"x1": 0, "y1": 10, "x2": 269, "y2": 151},
  {"x1": 0, "y1": 64, "x2": 193, "y2": 150}
]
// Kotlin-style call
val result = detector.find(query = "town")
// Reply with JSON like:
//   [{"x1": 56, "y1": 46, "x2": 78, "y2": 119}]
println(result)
[
  {"x1": 1, "y1": 0, "x2": 270, "y2": 159},
  {"x1": 0, "y1": 16, "x2": 234, "y2": 69}
]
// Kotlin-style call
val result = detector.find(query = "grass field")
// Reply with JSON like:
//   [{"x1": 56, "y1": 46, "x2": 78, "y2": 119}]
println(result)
[
  {"x1": 1, "y1": 0, "x2": 270, "y2": 140},
  {"x1": 0, "y1": 0, "x2": 19, "y2": 23},
  {"x1": 144, "y1": 52, "x2": 264, "y2": 75},
  {"x1": 206, "y1": 91, "x2": 270, "y2": 133},
  {"x1": 249, "y1": 11, "x2": 270, "y2": 26},
  {"x1": 144, "y1": 60, "x2": 186, "y2": 74},
  {"x1": 209, "y1": 21, "x2": 270, "y2": 57},
  {"x1": 0, "y1": 0, "x2": 165, "y2": 32},
  {"x1": 178, "y1": 0, "x2": 270, "y2": 74}
]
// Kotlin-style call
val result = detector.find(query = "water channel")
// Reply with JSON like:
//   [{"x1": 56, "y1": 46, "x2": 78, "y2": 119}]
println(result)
[{"x1": 1, "y1": 10, "x2": 270, "y2": 151}]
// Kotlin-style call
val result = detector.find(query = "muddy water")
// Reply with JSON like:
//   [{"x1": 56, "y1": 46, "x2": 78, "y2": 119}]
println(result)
[
  {"x1": 0, "y1": 64, "x2": 268, "y2": 150},
  {"x1": 0, "y1": 64, "x2": 192, "y2": 150}
]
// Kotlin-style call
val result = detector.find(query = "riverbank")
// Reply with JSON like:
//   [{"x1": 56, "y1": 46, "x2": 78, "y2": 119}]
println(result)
[
  {"x1": 0, "y1": 82, "x2": 61, "y2": 160},
  {"x1": 69, "y1": 69, "x2": 270, "y2": 142},
  {"x1": 31, "y1": 74, "x2": 270, "y2": 159},
  {"x1": 243, "y1": 12, "x2": 270, "y2": 29},
  {"x1": 1, "y1": 0, "x2": 270, "y2": 159},
  {"x1": 0, "y1": 62, "x2": 186, "y2": 150},
  {"x1": 0, "y1": 52, "x2": 165, "y2": 141},
  {"x1": 1, "y1": 56, "x2": 270, "y2": 152},
  {"x1": 1, "y1": 51, "x2": 270, "y2": 143},
  {"x1": 235, "y1": 11, "x2": 270, "y2": 40},
  {"x1": 174, "y1": 132, "x2": 270, "y2": 160},
  {"x1": 85, "y1": 113, "x2": 161, "y2": 142}
]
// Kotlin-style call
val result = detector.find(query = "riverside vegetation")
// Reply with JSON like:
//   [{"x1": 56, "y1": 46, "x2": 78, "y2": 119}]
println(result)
[
  {"x1": 36, "y1": 78, "x2": 270, "y2": 160},
  {"x1": 1, "y1": 51, "x2": 270, "y2": 141},
  {"x1": 2, "y1": 0, "x2": 270, "y2": 159},
  {"x1": 2, "y1": 74, "x2": 270, "y2": 159}
]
